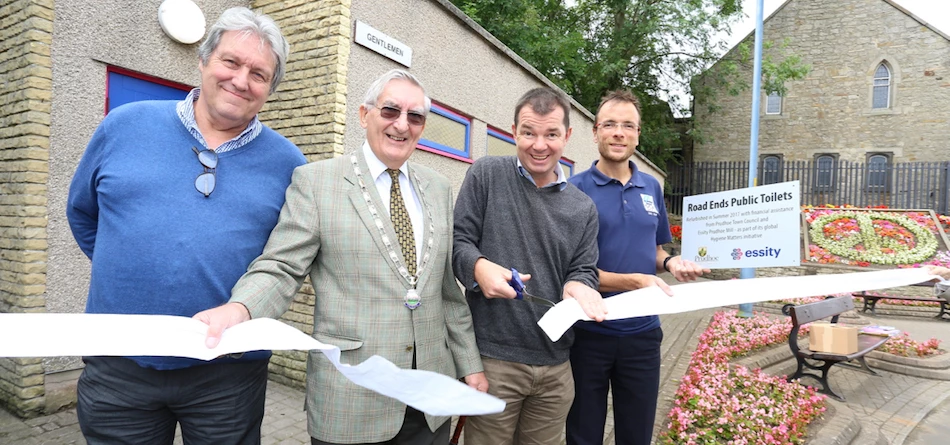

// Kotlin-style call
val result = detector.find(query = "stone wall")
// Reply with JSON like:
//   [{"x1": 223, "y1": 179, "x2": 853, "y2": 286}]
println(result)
[
  {"x1": 0, "y1": 0, "x2": 52, "y2": 418},
  {"x1": 251, "y1": 0, "x2": 351, "y2": 388},
  {"x1": 693, "y1": 0, "x2": 950, "y2": 164}
]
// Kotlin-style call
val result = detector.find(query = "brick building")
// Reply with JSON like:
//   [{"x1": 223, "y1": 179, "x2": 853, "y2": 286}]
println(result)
[
  {"x1": 692, "y1": 0, "x2": 950, "y2": 173},
  {"x1": 0, "y1": 0, "x2": 664, "y2": 417}
]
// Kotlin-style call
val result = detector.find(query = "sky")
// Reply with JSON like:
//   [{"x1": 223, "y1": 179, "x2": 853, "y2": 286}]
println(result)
[{"x1": 727, "y1": 0, "x2": 950, "y2": 48}]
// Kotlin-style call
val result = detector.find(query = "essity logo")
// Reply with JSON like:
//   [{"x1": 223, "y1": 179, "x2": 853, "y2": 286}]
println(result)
[
  {"x1": 731, "y1": 248, "x2": 743, "y2": 260},
  {"x1": 731, "y1": 247, "x2": 782, "y2": 260}
]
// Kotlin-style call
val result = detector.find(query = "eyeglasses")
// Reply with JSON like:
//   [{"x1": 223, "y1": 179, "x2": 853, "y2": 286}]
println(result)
[
  {"x1": 372, "y1": 105, "x2": 426, "y2": 127},
  {"x1": 193, "y1": 146, "x2": 217, "y2": 197},
  {"x1": 596, "y1": 121, "x2": 640, "y2": 132}
]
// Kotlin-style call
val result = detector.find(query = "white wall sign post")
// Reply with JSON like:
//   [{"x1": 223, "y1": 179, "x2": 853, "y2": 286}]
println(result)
[
  {"x1": 354, "y1": 20, "x2": 413, "y2": 67},
  {"x1": 681, "y1": 181, "x2": 801, "y2": 269}
]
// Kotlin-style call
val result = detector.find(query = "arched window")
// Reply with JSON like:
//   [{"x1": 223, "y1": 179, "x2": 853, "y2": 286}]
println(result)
[
  {"x1": 814, "y1": 154, "x2": 837, "y2": 191},
  {"x1": 761, "y1": 155, "x2": 782, "y2": 185},
  {"x1": 866, "y1": 153, "x2": 891, "y2": 192},
  {"x1": 872, "y1": 63, "x2": 891, "y2": 109}
]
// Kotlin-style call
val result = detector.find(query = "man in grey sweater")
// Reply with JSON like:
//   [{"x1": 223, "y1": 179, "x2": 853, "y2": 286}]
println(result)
[{"x1": 453, "y1": 87, "x2": 606, "y2": 445}]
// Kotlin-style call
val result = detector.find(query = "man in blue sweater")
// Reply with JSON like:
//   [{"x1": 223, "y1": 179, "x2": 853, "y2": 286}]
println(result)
[
  {"x1": 66, "y1": 8, "x2": 306, "y2": 444},
  {"x1": 566, "y1": 90, "x2": 707, "y2": 445},
  {"x1": 453, "y1": 87, "x2": 606, "y2": 445}
]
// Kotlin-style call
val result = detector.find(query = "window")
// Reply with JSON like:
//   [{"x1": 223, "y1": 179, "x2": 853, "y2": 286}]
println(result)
[
  {"x1": 813, "y1": 154, "x2": 838, "y2": 191},
  {"x1": 760, "y1": 155, "x2": 783, "y2": 185},
  {"x1": 487, "y1": 127, "x2": 515, "y2": 156},
  {"x1": 872, "y1": 63, "x2": 891, "y2": 109},
  {"x1": 866, "y1": 153, "x2": 891, "y2": 192},
  {"x1": 418, "y1": 102, "x2": 472, "y2": 162},
  {"x1": 559, "y1": 158, "x2": 575, "y2": 177},
  {"x1": 106, "y1": 66, "x2": 191, "y2": 114},
  {"x1": 765, "y1": 92, "x2": 782, "y2": 115}
]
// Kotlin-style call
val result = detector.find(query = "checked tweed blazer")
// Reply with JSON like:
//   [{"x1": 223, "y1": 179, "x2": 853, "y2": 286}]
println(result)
[{"x1": 231, "y1": 148, "x2": 482, "y2": 443}]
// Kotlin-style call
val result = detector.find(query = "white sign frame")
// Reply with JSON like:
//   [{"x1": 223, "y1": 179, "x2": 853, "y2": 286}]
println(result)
[
  {"x1": 681, "y1": 181, "x2": 801, "y2": 269},
  {"x1": 354, "y1": 20, "x2": 413, "y2": 67}
]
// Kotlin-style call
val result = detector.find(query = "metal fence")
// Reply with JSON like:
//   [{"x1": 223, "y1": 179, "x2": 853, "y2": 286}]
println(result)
[{"x1": 665, "y1": 160, "x2": 950, "y2": 215}]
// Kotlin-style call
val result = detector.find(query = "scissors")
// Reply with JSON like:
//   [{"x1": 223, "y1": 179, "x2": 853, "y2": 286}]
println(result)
[{"x1": 508, "y1": 268, "x2": 556, "y2": 308}]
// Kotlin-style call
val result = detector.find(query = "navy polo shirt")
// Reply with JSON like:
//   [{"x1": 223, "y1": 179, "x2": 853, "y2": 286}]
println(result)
[{"x1": 569, "y1": 160, "x2": 672, "y2": 336}]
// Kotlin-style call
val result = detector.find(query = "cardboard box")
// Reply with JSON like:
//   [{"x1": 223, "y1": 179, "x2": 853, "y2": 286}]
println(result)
[{"x1": 809, "y1": 322, "x2": 858, "y2": 354}]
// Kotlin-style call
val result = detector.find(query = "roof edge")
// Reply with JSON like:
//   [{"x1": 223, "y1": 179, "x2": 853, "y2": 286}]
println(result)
[
  {"x1": 883, "y1": 0, "x2": 950, "y2": 42},
  {"x1": 431, "y1": 0, "x2": 664, "y2": 175}
]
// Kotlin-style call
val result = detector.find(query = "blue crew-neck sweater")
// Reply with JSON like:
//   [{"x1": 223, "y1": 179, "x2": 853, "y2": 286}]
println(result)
[{"x1": 67, "y1": 100, "x2": 307, "y2": 370}]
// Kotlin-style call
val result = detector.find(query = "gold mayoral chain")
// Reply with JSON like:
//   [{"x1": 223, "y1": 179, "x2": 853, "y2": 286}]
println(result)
[{"x1": 351, "y1": 155, "x2": 435, "y2": 309}]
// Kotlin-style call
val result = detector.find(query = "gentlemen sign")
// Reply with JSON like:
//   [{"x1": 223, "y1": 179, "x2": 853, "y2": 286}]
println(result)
[
  {"x1": 681, "y1": 181, "x2": 801, "y2": 269},
  {"x1": 355, "y1": 20, "x2": 412, "y2": 67}
]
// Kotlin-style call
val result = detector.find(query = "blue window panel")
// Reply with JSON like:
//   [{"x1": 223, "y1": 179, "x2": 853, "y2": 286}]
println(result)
[
  {"x1": 559, "y1": 159, "x2": 574, "y2": 177},
  {"x1": 418, "y1": 103, "x2": 471, "y2": 160},
  {"x1": 107, "y1": 71, "x2": 190, "y2": 113}
]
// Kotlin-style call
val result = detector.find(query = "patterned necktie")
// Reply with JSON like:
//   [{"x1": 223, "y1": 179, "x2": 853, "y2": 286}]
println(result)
[{"x1": 387, "y1": 169, "x2": 417, "y2": 276}]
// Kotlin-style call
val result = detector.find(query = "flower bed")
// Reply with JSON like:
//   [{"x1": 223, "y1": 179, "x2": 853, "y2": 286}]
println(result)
[
  {"x1": 671, "y1": 224, "x2": 683, "y2": 243},
  {"x1": 852, "y1": 291, "x2": 944, "y2": 307},
  {"x1": 803, "y1": 207, "x2": 945, "y2": 267},
  {"x1": 663, "y1": 311, "x2": 826, "y2": 445},
  {"x1": 878, "y1": 333, "x2": 942, "y2": 357}
]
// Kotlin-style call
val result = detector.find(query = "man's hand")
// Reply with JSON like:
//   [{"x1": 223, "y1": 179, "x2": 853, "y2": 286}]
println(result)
[
  {"x1": 632, "y1": 273, "x2": 674, "y2": 296},
  {"x1": 193, "y1": 302, "x2": 252, "y2": 349},
  {"x1": 463, "y1": 372, "x2": 489, "y2": 393},
  {"x1": 563, "y1": 281, "x2": 607, "y2": 322},
  {"x1": 926, "y1": 265, "x2": 950, "y2": 281},
  {"x1": 473, "y1": 258, "x2": 529, "y2": 299},
  {"x1": 668, "y1": 256, "x2": 709, "y2": 282}
]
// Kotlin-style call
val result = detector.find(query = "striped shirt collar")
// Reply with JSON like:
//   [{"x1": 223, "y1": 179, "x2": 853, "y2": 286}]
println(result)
[{"x1": 176, "y1": 88, "x2": 263, "y2": 153}]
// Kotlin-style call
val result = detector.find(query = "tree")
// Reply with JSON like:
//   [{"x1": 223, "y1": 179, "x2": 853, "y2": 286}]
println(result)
[{"x1": 450, "y1": 0, "x2": 807, "y2": 168}]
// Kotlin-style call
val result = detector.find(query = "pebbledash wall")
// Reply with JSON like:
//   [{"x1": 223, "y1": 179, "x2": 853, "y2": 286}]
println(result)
[
  {"x1": 0, "y1": 0, "x2": 665, "y2": 417},
  {"x1": 692, "y1": 0, "x2": 950, "y2": 164}
]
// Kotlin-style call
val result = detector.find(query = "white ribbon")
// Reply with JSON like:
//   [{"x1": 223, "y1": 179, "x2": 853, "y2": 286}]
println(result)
[
  {"x1": 2, "y1": 269, "x2": 935, "y2": 416},
  {"x1": 539, "y1": 268, "x2": 938, "y2": 341},
  {"x1": 0, "y1": 314, "x2": 504, "y2": 416}
]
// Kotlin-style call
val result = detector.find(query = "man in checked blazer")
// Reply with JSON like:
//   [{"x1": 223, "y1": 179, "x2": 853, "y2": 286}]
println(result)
[{"x1": 196, "y1": 69, "x2": 487, "y2": 445}]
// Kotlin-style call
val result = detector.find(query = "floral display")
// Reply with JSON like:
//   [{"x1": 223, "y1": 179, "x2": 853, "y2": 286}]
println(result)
[
  {"x1": 663, "y1": 311, "x2": 825, "y2": 445},
  {"x1": 877, "y1": 333, "x2": 943, "y2": 357},
  {"x1": 671, "y1": 224, "x2": 683, "y2": 243},
  {"x1": 804, "y1": 207, "x2": 944, "y2": 267}
]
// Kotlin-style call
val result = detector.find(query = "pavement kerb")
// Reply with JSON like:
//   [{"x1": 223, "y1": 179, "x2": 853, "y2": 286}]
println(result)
[
  {"x1": 891, "y1": 385, "x2": 950, "y2": 445},
  {"x1": 806, "y1": 400, "x2": 862, "y2": 445}
]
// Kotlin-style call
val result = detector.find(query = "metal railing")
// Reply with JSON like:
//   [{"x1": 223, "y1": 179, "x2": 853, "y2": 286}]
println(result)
[{"x1": 665, "y1": 160, "x2": 950, "y2": 215}]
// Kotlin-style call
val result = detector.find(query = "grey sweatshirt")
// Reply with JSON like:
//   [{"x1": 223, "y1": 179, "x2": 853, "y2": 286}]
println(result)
[{"x1": 453, "y1": 156, "x2": 600, "y2": 365}]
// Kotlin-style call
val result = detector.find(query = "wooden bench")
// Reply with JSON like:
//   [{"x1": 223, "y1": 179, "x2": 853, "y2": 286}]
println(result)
[
  {"x1": 782, "y1": 297, "x2": 889, "y2": 401},
  {"x1": 851, "y1": 290, "x2": 950, "y2": 319}
]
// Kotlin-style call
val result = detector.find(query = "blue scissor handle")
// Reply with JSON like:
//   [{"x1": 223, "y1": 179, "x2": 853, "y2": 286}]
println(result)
[{"x1": 508, "y1": 268, "x2": 525, "y2": 300}]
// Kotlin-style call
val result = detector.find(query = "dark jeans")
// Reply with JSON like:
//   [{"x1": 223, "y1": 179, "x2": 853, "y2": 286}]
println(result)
[
  {"x1": 78, "y1": 356, "x2": 269, "y2": 445},
  {"x1": 310, "y1": 406, "x2": 449, "y2": 445},
  {"x1": 566, "y1": 327, "x2": 663, "y2": 445}
]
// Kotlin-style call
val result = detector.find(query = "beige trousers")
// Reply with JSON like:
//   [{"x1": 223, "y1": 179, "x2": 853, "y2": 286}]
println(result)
[{"x1": 464, "y1": 357, "x2": 574, "y2": 445}]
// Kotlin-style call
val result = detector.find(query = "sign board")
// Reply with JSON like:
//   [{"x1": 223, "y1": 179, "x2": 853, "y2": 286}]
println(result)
[
  {"x1": 355, "y1": 20, "x2": 412, "y2": 67},
  {"x1": 681, "y1": 181, "x2": 801, "y2": 269}
]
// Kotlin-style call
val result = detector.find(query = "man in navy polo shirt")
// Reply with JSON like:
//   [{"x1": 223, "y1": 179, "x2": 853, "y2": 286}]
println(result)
[{"x1": 566, "y1": 89, "x2": 707, "y2": 445}]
